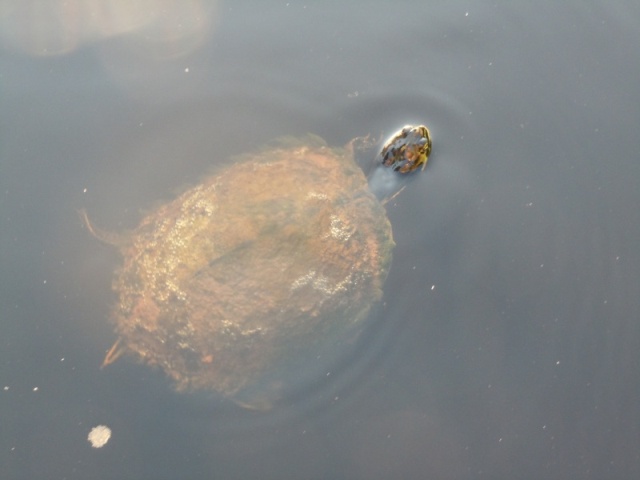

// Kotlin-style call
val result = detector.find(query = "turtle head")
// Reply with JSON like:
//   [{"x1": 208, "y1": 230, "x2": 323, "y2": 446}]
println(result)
[
  {"x1": 365, "y1": 125, "x2": 432, "y2": 202},
  {"x1": 378, "y1": 125, "x2": 431, "y2": 173}
]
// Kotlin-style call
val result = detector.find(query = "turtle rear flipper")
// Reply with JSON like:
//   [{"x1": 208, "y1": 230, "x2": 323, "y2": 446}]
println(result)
[{"x1": 78, "y1": 209, "x2": 131, "y2": 248}]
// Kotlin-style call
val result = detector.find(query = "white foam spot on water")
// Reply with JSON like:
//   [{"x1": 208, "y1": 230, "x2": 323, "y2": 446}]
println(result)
[{"x1": 88, "y1": 425, "x2": 112, "y2": 448}]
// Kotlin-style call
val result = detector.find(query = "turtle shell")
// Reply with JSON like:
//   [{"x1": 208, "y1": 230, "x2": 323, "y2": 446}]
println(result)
[{"x1": 98, "y1": 135, "x2": 395, "y2": 405}]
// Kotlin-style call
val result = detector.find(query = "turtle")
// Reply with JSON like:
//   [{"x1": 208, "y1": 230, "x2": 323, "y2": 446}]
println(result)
[{"x1": 81, "y1": 124, "x2": 431, "y2": 409}]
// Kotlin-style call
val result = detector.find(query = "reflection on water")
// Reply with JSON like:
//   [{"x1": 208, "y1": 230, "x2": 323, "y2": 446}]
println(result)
[
  {"x1": 2, "y1": 1, "x2": 640, "y2": 479},
  {"x1": 0, "y1": 0, "x2": 216, "y2": 57}
]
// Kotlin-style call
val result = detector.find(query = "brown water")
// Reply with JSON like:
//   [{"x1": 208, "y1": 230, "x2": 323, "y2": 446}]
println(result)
[{"x1": 2, "y1": 1, "x2": 639, "y2": 479}]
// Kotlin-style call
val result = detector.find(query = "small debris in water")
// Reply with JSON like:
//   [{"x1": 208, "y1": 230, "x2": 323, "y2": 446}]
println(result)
[{"x1": 88, "y1": 425, "x2": 112, "y2": 448}]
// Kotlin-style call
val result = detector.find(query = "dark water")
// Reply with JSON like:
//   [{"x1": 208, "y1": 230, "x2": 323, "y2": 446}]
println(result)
[{"x1": 2, "y1": 1, "x2": 640, "y2": 479}]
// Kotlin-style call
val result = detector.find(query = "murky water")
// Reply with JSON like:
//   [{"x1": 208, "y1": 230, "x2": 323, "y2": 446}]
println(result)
[{"x1": 2, "y1": 1, "x2": 640, "y2": 478}]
